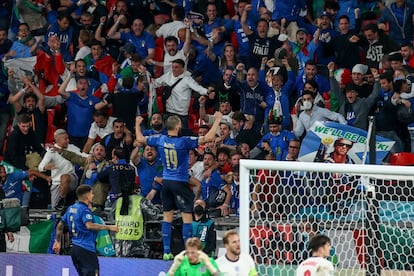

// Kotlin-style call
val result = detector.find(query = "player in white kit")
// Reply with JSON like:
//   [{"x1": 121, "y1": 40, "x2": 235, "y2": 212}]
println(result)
[
  {"x1": 296, "y1": 234, "x2": 334, "y2": 276},
  {"x1": 216, "y1": 230, "x2": 258, "y2": 276}
]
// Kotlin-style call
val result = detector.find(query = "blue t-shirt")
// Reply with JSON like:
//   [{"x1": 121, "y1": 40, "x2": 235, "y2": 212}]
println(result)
[
  {"x1": 136, "y1": 157, "x2": 163, "y2": 204},
  {"x1": 201, "y1": 169, "x2": 224, "y2": 201},
  {"x1": 47, "y1": 22, "x2": 74, "y2": 62},
  {"x1": 66, "y1": 92, "x2": 100, "y2": 137},
  {"x1": 3, "y1": 171, "x2": 28, "y2": 203},
  {"x1": 62, "y1": 201, "x2": 96, "y2": 252},
  {"x1": 147, "y1": 135, "x2": 198, "y2": 182},
  {"x1": 120, "y1": 31, "x2": 155, "y2": 60}
]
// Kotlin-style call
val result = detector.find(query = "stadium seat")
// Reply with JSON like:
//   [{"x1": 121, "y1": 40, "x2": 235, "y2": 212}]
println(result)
[{"x1": 389, "y1": 152, "x2": 414, "y2": 166}]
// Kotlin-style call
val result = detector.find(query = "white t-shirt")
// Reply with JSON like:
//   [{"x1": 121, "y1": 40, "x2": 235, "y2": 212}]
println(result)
[
  {"x1": 189, "y1": 161, "x2": 204, "y2": 182},
  {"x1": 163, "y1": 48, "x2": 187, "y2": 74},
  {"x1": 295, "y1": 257, "x2": 334, "y2": 276},
  {"x1": 88, "y1": 116, "x2": 116, "y2": 140},
  {"x1": 156, "y1": 20, "x2": 186, "y2": 39},
  {"x1": 216, "y1": 253, "x2": 258, "y2": 276}
]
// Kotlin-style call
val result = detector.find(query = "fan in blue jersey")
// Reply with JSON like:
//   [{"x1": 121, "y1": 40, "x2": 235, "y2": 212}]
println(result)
[
  {"x1": 53, "y1": 185, "x2": 119, "y2": 276},
  {"x1": 135, "y1": 112, "x2": 223, "y2": 260}
]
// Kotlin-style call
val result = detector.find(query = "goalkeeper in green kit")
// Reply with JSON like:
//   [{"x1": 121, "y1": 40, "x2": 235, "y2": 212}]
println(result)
[{"x1": 167, "y1": 237, "x2": 220, "y2": 276}]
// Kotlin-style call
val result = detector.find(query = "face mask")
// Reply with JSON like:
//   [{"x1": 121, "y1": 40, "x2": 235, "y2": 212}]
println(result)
[
  {"x1": 301, "y1": 100, "x2": 313, "y2": 110},
  {"x1": 194, "y1": 205, "x2": 205, "y2": 215}
]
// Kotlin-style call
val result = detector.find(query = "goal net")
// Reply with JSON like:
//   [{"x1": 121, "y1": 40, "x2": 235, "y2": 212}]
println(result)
[{"x1": 239, "y1": 160, "x2": 414, "y2": 275}]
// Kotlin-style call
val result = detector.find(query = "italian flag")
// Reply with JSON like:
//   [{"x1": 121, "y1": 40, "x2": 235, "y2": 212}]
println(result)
[{"x1": 6, "y1": 219, "x2": 55, "y2": 253}]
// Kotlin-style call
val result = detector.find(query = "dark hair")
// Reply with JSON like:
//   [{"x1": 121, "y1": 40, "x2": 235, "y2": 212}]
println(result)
[
  {"x1": 23, "y1": 92, "x2": 38, "y2": 103},
  {"x1": 389, "y1": 52, "x2": 404, "y2": 63},
  {"x1": 309, "y1": 234, "x2": 331, "y2": 252},
  {"x1": 302, "y1": 90, "x2": 315, "y2": 99},
  {"x1": 76, "y1": 185, "x2": 92, "y2": 199},
  {"x1": 113, "y1": 146, "x2": 127, "y2": 160},
  {"x1": 93, "y1": 110, "x2": 107, "y2": 118},
  {"x1": 304, "y1": 79, "x2": 319, "y2": 91},
  {"x1": 231, "y1": 111, "x2": 247, "y2": 122},
  {"x1": 172, "y1": 6, "x2": 185, "y2": 20},
  {"x1": 401, "y1": 43, "x2": 414, "y2": 50},
  {"x1": 57, "y1": 11, "x2": 71, "y2": 21},
  {"x1": 172, "y1": 58, "x2": 185, "y2": 67},
  {"x1": 393, "y1": 79, "x2": 406, "y2": 93},
  {"x1": 130, "y1": 54, "x2": 142, "y2": 63},
  {"x1": 257, "y1": 19, "x2": 269, "y2": 27},
  {"x1": 364, "y1": 23, "x2": 378, "y2": 33},
  {"x1": 305, "y1": 60, "x2": 317, "y2": 68},
  {"x1": 324, "y1": 0, "x2": 340, "y2": 11},
  {"x1": 379, "y1": 71, "x2": 394, "y2": 83},
  {"x1": 76, "y1": 76, "x2": 89, "y2": 84},
  {"x1": 89, "y1": 39, "x2": 102, "y2": 47},
  {"x1": 113, "y1": 118, "x2": 125, "y2": 126},
  {"x1": 75, "y1": 59, "x2": 86, "y2": 67},
  {"x1": 18, "y1": 22, "x2": 30, "y2": 31},
  {"x1": 216, "y1": 147, "x2": 231, "y2": 159},
  {"x1": 122, "y1": 76, "x2": 134, "y2": 89},
  {"x1": 17, "y1": 114, "x2": 31, "y2": 124},
  {"x1": 338, "y1": 15, "x2": 350, "y2": 23},
  {"x1": 164, "y1": 36, "x2": 178, "y2": 46}
]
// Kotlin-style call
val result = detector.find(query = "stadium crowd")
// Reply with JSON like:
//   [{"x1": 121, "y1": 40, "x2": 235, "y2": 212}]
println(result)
[{"x1": 0, "y1": 0, "x2": 413, "y2": 267}]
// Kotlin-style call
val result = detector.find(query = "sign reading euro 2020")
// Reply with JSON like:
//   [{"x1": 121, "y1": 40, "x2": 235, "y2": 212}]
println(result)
[{"x1": 299, "y1": 121, "x2": 395, "y2": 165}]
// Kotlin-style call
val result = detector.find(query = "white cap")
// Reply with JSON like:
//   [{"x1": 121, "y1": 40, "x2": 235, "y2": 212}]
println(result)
[{"x1": 352, "y1": 64, "x2": 368, "y2": 75}]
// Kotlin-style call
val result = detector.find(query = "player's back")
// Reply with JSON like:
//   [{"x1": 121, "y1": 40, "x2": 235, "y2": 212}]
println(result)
[{"x1": 295, "y1": 256, "x2": 334, "y2": 276}]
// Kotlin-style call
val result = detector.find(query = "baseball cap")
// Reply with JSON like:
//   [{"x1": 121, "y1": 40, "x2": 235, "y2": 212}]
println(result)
[
  {"x1": 320, "y1": 11, "x2": 332, "y2": 19},
  {"x1": 296, "y1": 28, "x2": 308, "y2": 35}
]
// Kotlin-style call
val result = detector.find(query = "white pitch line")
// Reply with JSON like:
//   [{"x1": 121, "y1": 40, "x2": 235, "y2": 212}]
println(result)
[
  {"x1": 62, "y1": 267, "x2": 69, "y2": 276},
  {"x1": 6, "y1": 265, "x2": 13, "y2": 276}
]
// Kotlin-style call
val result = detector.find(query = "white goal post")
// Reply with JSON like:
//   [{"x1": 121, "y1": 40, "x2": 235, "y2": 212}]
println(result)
[{"x1": 239, "y1": 160, "x2": 414, "y2": 274}]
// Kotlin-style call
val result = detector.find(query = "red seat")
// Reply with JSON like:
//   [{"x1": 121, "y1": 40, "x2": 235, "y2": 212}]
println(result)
[{"x1": 389, "y1": 152, "x2": 414, "y2": 166}]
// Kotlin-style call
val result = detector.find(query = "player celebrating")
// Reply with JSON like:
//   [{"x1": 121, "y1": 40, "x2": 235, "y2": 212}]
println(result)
[
  {"x1": 53, "y1": 185, "x2": 119, "y2": 276},
  {"x1": 295, "y1": 234, "x2": 334, "y2": 276},
  {"x1": 135, "y1": 112, "x2": 223, "y2": 260}
]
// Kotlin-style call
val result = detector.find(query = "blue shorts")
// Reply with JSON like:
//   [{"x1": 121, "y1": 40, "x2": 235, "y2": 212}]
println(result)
[
  {"x1": 161, "y1": 180, "x2": 194, "y2": 213},
  {"x1": 70, "y1": 245, "x2": 99, "y2": 276}
]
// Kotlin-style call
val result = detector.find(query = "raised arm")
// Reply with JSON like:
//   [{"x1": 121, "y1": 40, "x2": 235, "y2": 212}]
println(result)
[
  {"x1": 198, "y1": 96, "x2": 209, "y2": 122},
  {"x1": 135, "y1": 116, "x2": 148, "y2": 145},
  {"x1": 95, "y1": 16, "x2": 108, "y2": 46},
  {"x1": 106, "y1": 14, "x2": 125, "y2": 40},
  {"x1": 182, "y1": 19, "x2": 192, "y2": 56},
  {"x1": 22, "y1": 76, "x2": 45, "y2": 113},
  {"x1": 199, "y1": 112, "x2": 223, "y2": 145},
  {"x1": 241, "y1": 4, "x2": 253, "y2": 36},
  {"x1": 58, "y1": 74, "x2": 72, "y2": 99},
  {"x1": 11, "y1": 88, "x2": 25, "y2": 113}
]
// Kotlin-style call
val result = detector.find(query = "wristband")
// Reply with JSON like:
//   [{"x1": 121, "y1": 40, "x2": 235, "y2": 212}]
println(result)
[{"x1": 100, "y1": 22, "x2": 105, "y2": 26}]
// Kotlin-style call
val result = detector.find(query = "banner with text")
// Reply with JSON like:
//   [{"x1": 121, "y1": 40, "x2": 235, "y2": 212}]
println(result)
[{"x1": 298, "y1": 121, "x2": 395, "y2": 164}]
